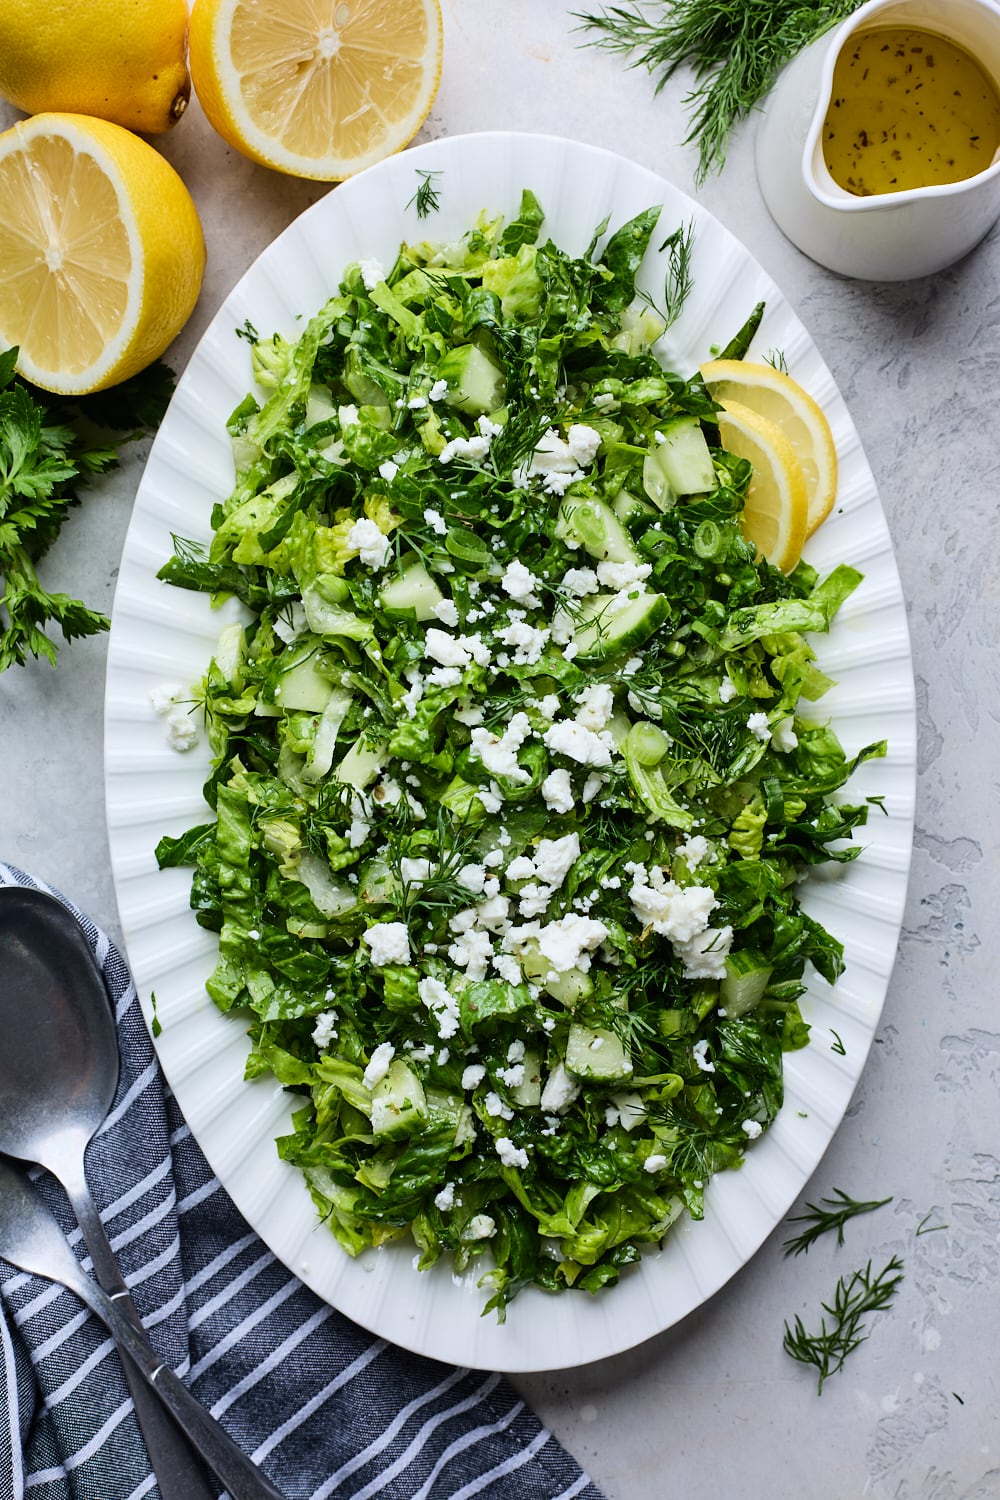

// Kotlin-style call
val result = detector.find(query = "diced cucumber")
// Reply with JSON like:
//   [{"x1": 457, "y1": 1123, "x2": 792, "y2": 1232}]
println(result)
[
  {"x1": 510, "y1": 1048, "x2": 543, "y2": 1108},
  {"x1": 213, "y1": 622, "x2": 246, "y2": 687},
  {"x1": 720, "y1": 952, "x2": 773, "y2": 1017},
  {"x1": 555, "y1": 496, "x2": 640, "y2": 564},
  {"x1": 642, "y1": 418, "x2": 715, "y2": 509},
  {"x1": 436, "y1": 343, "x2": 505, "y2": 416},
  {"x1": 334, "y1": 735, "x2": 387, "y2": 789},
  {"x1": 569, "y1": 590, "x2": 668, "y2": 661},
  {"x1": 565, "y1": 1023, "x2": 633, "y2": 1083},
  {"x1": 270, "y1": 641, "x2": 333, "y2": 712},
  {"x1": 377, "y1": 562, "x2": 445, "y2": 621},
  {"x1": 359, "y1": 857, "x2": 401, "y2": 905},
  {"x1": 516, "y1": 939, "x2": 593, "y2": 1006},
  {"x1": 611, "y1": 489, "x2": 657, "y2": 528},
  {"x1": 301, "y1": 687, "x2": 353, "y2": 783},
  {"x1": 370, "y1": 1059, "x2": 428, "y2": 1139},
  {"x1": 426, "y1": 1087, "x2": 476, "y2": 1146}
]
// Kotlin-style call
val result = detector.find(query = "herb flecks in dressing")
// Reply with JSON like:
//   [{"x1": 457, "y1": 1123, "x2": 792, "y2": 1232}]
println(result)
[{"x1": 822, "y1": 25, "x2": 1000, "y2": 196}]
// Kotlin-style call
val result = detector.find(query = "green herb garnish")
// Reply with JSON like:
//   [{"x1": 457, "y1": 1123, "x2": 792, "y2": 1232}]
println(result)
[
  {"x1": 783, "y1": 1255, "x2": 904, "y2": 1391},
  {"x1": 783, "y1": 1188, "x2": 893, "y2": 1256},
  {"x1": 408, "y1": 168, "x2": 443, "y2": 219},
  {"x1": 573, "y1": 0, "x2": 865, "y2": 181},
  {"x1": 0, "y1": 351, "x2": 173, "y2": 671}
]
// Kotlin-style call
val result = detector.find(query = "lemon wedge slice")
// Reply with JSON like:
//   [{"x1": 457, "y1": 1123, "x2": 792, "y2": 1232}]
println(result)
[
  {"x1": 189, "y1": 0, "x2": 444, "y2": 181},
  {"x1": 0, "y1": 113, "x2": 205, "y2": 396},
  {"x1": 701, "y1": 359, "x2": 838, "y2": 537},
  {"x1": 715, "y1": 397, "x2": 809, "y2": 573}
]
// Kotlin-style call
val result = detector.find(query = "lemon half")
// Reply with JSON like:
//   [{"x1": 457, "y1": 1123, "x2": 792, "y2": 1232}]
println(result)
[
  {"x1": 715, "y1": 398, "x2": 809, "y2": 573},
  {"x1": 0, "y1": 113, "x2": 206, "y2": 396},
  {"x1": 189, "y1": 0, "x2": 444, "y2": 181},
  {"x1": 702, "y1": 359, "x2": 838, "y2": 537}
]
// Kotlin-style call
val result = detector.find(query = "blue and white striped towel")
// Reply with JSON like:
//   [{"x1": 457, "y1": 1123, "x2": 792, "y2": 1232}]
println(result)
[{"x1": 0, "y1": 865, "x2": 604, "y2": 1500}]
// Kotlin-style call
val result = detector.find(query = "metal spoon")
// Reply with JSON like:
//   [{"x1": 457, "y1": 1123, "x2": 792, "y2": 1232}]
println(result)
[
  {"x1": 0, "y1": 1153, "x2": 287, "y2": 1500},
  {"x1": 0, "y1": 886, "x2": 280, "y2": 1500}
]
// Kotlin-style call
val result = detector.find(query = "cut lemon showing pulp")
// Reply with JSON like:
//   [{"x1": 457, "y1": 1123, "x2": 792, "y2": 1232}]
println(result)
[
  {"x1": 701, "y1": 359, "x2": 838, "y2": 537},
  {"x1": 0, "y1": 113, "x2": 205, "y2": 396},
  {"x1": 715, "y1": 398, "x2": 809, "y2": 573},
  {"x1": 189, "y1": 0, "x2": 444, "y2": 181}
]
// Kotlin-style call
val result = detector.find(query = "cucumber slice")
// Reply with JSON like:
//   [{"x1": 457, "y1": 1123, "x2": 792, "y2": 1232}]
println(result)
[
  {"x1": 565, "y1": 1023, "x2": 633, "y2": 1083},
  {"x1": 370, "y1": 1059, "x2": 428, "y2": 1139},
  {"x1": 436, "y1": 343, "x2": 505, "y2": 416},
  {"x1": 569, "y1": 590, "x2": 668, "y2": 661},
  {"x1": 270, "y1": 640, "x2": 333, "y2": 712},
  {"x1": 555, "y1": 496, "x2": 640, "y2": 564},
  {"x1": 642, "y1": 418, "x2": 716, "y2": 510},
  {"x1": 335, "y1": 735, "x2": 387, "y2": 789},
  {"x1": 510, "y1": 1048, "x2": 544, "y2": 1107},
  {"x1": 378, "y1": 562, "x2": 445, "y2": 621}
]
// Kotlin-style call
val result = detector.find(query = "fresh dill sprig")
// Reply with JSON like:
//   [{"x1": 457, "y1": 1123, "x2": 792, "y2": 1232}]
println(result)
[
  {"x1": 573, "y1": 1, "x2": 865, "y2": 182},
  {"x1": 407, "y1": 169, "x2": 443, "y2": 220},
  {"x1": 660, "y1": 219, "x2": 695, "y2": 327},
  {"x1": 783, "y1": 1188, "x2": 893, "y2": 1256},
  {"x1": 783, "y1": 1255, "x2": 904, "y2": 1392},
  {"x1": 829, "y1": 1029, "x2": 846, "y2": 1055},
  {"x1": 915, "y1": 1211, "x2": 948, "y2": 1237},
  {"x1": 765, "y1": 348, "x2": 789, "y2": 373}
]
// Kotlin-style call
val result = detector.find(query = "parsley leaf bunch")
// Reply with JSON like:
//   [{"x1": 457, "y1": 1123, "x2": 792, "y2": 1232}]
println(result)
[{"x1": 0, "y1": 349, "x2": 173, "y2": 672}]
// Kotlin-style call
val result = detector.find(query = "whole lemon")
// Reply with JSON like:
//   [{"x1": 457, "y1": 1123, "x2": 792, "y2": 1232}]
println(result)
[{"x1": 0, "y1": 0, "x2": 191, "y2": 134}]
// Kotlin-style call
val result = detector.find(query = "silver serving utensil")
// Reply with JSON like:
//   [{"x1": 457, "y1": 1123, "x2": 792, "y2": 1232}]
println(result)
[
  {"x1": 0, "y1": 886, "x2": 275, "y2": 1499},
  {"x1": 0, "y1": 1154, "x2": 287, "y2": 1500}
]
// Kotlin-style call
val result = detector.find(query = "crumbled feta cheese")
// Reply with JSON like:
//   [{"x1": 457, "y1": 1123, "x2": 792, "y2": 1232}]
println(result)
[
  {"x1": 629, "y1": 869, "x2": 717, "y2": 943},
  {"x1": 165, "y1": 708, "x2": 198, "y2": 752},
  {"x1": 358, "y1": 258, "x2": 385, "y2": 290},
  {"x1": 531, "y1": 832, "x2": 581, "y2": 890},
  {"x1": 675, "y1": 925, "x2": 734, "y2": 980},
  {"x1": 362, "y1": 1041, "x2": 395, "y2": 1089},
  {"x1": 566, "y1": 423, "x2": 602, "y2": 465},
  {"x1": 470, "y1": 712, "x2": 532, "y2": 783},
  {"x1": 581, "y1": 772, "x2": 606, "y2": 804},
  {"x1": 596, "y1": 559, "x2": 651, "y2": 593},
  {"x1": 541, "y1": 767, "x2": 575, "y2": 815},
  {"x1": 311, "y1": 1011, "x2": 338, "y2": 1049},
  {"x1": 543, "y1": 719, "x2": 614, "y2": 767},
  {"x1": 448, "y1": 926, "x2": 493, "y2": 981},
  {"x1": 425, "y1": 628, "x2": 470, "y2": 668},
  {"x1": 407, "y1": 394, "x2": 427, "y2": 409},
  {"x1": 692, "y1": 1038, "x2": 715, "y2": 1073},
  {"x1": 498, "y1": 619, "x2": 549, "y2": 665},
  {"x1": 461, "y1": 1063, "x2": 486, "y2": 1090},
  {"x1": 561, "y1": 567, "x2": 600, "y2": 597},
  {"x1": 273, "y1": 602, "x2": 308, "y2": 644},
  {"x1": 378, "y1": 460, "x2": 399, "y2": 482},
  {"x1": 678, "y1": 833, "x2": 710, "y2": 870},
  {"x1": 438, "y1": 432, "x2": 492, "y2": 464},
  {"x1": 477, "y1": 783, "x2": 505, "y2": 814},
  {"x1": 462, "y1": 1214, "x2": 496, "y2": 1241},
  {"x1": 362, "y1": 921, "x2": 411, "y2": 966},
  {"x1": 772, "y1": 717, "x2": 799, "y2": 752},
  {"x1": 719, "y1": 675, "x2": 737, "y2": 703},
  {"x1": 476, "y1": 893, "x2": 511, "y2": 932},
  {"x1": 428, "y1": 378, "x2": 448, "y2": 402},
  {"x1": 644, "y1": 1154, "x2": 668, "y2": 1173},
  {"x1": 490, "y1": 952, "x2": 521, "y2": 987},
  {"x1": 418, "y1": 975, "x2": 460, "y2": 1039},
  {"x1": 434, "y1": 1182, "x2": 456, "y2": 1211},
  {"x1": 456, "y1": 863, "x2": 487, "y2": 895},
  {"x1": 150, "y1": 682, "x2": 185, "y2": 715},
  {"x1": 500, "y1": 559, "x2": 541, "y2": 604},
  {"x1": 484, "y1": 1091, "x2": 514, "y2": 1121},
  {"x1": 540, "y1": 1062, "x2": 581, "y2": 1114},
  {"x1": 496, "y1": 1137, "x2": 529, "y2": 1170},
  {"x1": 746, "y1": 712, "x2": 771, "y2": 743},
  {"x1": 424, "y1": 507, "x2": 448, "y2": 536},
  {"x1": 742, "y1": 1118, "x2": 763, "y2": 1139},
  {"x1": 346, "y1": 517, "x2": 390, "y2": 570},
  {"x1": 535, "y1": 913, "x2": 609, "y2": 973},
  {"x1": 432, "y1": 597, "x2": 459, "y2": 629},
  {"x1": 607, "y1": 1091, "x2": 646, "y2": 1131},
  {"x1": 532, "y1": 693, "x2": 561, "y2": 721},
  {"x1": 400, "y1": 857, "x2": 433, "y2": 885},
  {"x1": 574, "y1": 683, "x2": 615, "y2": 732}
]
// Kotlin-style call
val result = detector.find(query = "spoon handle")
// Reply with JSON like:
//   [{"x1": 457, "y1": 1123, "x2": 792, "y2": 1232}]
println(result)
[
  {"x1": 65, "y1": 1179, "x2": 220, "y2": 1500},
  {"x1": 75, "y1": 1272, "x2": 289, "y2": 1500}
]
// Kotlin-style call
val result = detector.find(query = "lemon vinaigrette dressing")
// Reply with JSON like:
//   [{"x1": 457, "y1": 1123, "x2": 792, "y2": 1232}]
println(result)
[{"x1": 822, "y1": 25, "x2": 1000, "y2": 195}]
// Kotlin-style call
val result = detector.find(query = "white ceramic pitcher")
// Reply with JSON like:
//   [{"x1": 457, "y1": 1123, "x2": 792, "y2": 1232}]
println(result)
[{"x1": 755, "y1": 0, "x2": 1000, "y2": 279}]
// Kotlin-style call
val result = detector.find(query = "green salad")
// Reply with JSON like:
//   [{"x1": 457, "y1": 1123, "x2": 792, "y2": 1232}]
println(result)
[{"x1": 156, "y1": 191, "x2": 883, "y2": 1318}]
